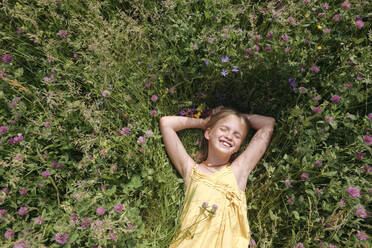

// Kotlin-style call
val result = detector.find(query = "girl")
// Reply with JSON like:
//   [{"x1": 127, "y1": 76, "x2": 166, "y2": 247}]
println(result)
[{"x1": 160, "y1": 107, "x2": 275, "y2": 247}]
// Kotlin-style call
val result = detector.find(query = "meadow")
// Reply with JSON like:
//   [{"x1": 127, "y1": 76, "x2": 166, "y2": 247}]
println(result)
[{"x1": 0, "y1": 0, "x2": 371, "y2": 247}]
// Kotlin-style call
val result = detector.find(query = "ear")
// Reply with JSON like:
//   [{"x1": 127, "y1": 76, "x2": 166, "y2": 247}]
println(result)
[{"x1": 204, "y1": 128, "x2": 211, "y2": 141}]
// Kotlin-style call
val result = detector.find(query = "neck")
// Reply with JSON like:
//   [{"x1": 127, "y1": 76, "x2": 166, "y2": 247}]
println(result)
[{"x1": 202, "y1": 159, "x2": 230, "y2": 167}]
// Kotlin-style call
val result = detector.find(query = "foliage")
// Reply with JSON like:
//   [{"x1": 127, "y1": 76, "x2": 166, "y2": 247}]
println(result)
[{"x1": 0, "y1": 0, "x2": 370, "y2": 247}]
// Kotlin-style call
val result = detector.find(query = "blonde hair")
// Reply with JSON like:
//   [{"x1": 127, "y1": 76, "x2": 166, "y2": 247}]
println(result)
[{"x1": 200, "y1": 107, "x2": 250, "y2": 162}]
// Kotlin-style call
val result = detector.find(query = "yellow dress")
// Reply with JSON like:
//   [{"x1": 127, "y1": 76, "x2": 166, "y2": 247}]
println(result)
[{"x1": 169, "y1": 163, "x2": 251, "y2": 248}]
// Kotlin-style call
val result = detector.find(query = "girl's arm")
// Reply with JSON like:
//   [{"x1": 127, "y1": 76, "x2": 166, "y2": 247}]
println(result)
[
  {"x1": 159, "y1": 116, "x2": 206, "y2": 181},
  {"x1": 232, "y1": 114, "x2": 275, "y2": 186}
]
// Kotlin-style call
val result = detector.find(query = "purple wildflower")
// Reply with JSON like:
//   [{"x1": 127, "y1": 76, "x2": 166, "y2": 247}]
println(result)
[
  {"x1": 16, "y1": 154, "x2": 23, "y2": 160},
  {"x1": 317, "y1": 12, "x2": 325, "y2": 18},
  {"x1": 363, "y1": 165, "x2": 372, "y2": 173},
  {"x1": 96, "y1": 206, "x2": 105, "y2": 216},
  {"x1": 44, "y1": 121, "x2": 51, "y2": 127},
  {"x1": 266, "y1": 32, "x2": 272, "y2": 39},
  {"x1": 341, "y1": 1, "x2": 351, "y2": 9},
  {"x1": 333, "y1": 14, "x2": 341, "y2": 22},
  {"x1": 5, "y1": 229, "x2": 15, "y2": 239},
  {"x1": 70, "y1": 213, "x2": 78, "y2": 224},
  {"x1": 55, "y1": 232, "x2": 69, "y2": 244},
  {"x1": 355, "y1": 205, "x2": 369, "y2": 218},
  {"x1": 331, "y1": 95, "x2": 340, "y2": 103},
  {"x1": 221, "y1": 56, "x2": 230, "y2": 62},
  {"x1": 145, "y1": 130, "x2": 153, "y2": 136},
  {"x1": 245, "y1": 48, "x2": 254, "y2": 57},
  {"x1": 212, "y1": 204, "x2": 218, "y2": 211},
  {"x1": 58, "y1": 30, "x2": 68, "y2": 39},
  {"x1": 357, "y1": 152, "x2": 363, "y2": 160},
  {"x1": 18, "y1": 187, "x2": 27, "y2": 195},
  {"x1": 363, "y1": 135, "x2": 372, "y2": 145},
  {"x1": 43, "y1": 77, "x2": 51, "y2": 83},
  {"x1": 2, "y1": 54, "x2": 12, "y2": 64},
  {"x1": 73, "y1": 53, "x2": 78, "y2": 58},
  {"x1": 298, "y1": 87, "x2": 307, "y2": 94},
  {"x1": 0, "y1": 126, "x2": 9, "y2": 135},
  {"x1": 313, "y1": 107, "x2": 322, "y2": 113},
  {"x1": 264, "y1": 46, "x2": 271, "y2": 52},
  {"x1": 356, "y1": 20, "x2": 364, "y2": 29},
  {"x1": 324, "y1": 29, "x2": 330, "y2": 34},
  {"x1": 16, "y1": 28, "x2": 23, "y2": 34},
  {"x1": 310, "y1": 66, "x2": 319, "y2": 73},
  {"x1": 110, "y1": 233, "x2": 117, "y2": 242},
  {"x1": 316, "y1": 188, "x2": 323, "y2": 195},
  {"x1": 325, "y1": 116, "x2": 334, "y2": 122},
  {"x1": 287, "y1": 198, "x2": 294, "y2": 204},
  {"x1": 151, "y1": 95, "x2": 158, "y2": 102},
  {"x1": 232, "y1": 66, "x2": 239, "y2": 72},
  {"x1": 42, "y1": 171, "x2": 51, "y2": 178},
  {"x1": 301, "y1": 172, "x2": 309, "y2": 181},
  {"x1": 368, "y1": 113, "x2": 372, "y2": 120},
  {"x1": 150, "y1": 110, "x2": 157, "y2": 116},
  {"x1": 34, "y1": 216, "x2": 44, "y2": 224},
  {"x1": 18, "y1": 206, "x2": 29, "y2": 216},
  {"x1": 102, "y1": 90, "x2": 109, "y2": 98},
  {"x1": 81, "y1": 217, "x2": 91, "y2": 229},
  {"x1": 13, "y1": 239, "x2": 27, "y2": 248},
  {"x1": 347, "y1": 187, "x2": 361, "y2": 198},
  {"x1": 121, "y1": 127, "x2": 131, "y2": 136},
  {"x1": 285, "y1": 179, "x2": 291, "y2": 185},
  {"x1": 93, "y1": 220, "x2": 103, "y2": 228},
  {"x1": 205, "y1": 60, "x2": 209, "y2": 65},
  {"x1": 114, "y1": 203, "x2": 123, "y2": 213},
  {"x1": 356, "y1": 231, "x2": 368, "y2": 240},
  {"x1": 294, "y1": 243, "x2": 304, "y2": 248},
  {"x1": 137, "y1": 136, "x2": 146, "y2": 145},
  {"x1": 281, "y1": 34, "x2": 289, "y2": 42},
  {"x1": 202, "y1": 202, "x2": 208, "y2": 208},
  {"x1": 221, "y1": 69, "x2": 228, "y2": 77},
  {"x1": 253, "y1": 45, "x2": 260, "y2": 51}
]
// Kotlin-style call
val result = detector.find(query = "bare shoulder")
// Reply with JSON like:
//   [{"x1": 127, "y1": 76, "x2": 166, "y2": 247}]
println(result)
[{"x1": 232, "y1": 124, "x2": 275, "y2": 189}]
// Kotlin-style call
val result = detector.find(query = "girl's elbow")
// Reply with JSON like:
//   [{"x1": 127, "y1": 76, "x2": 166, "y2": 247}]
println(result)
[{"x1": 160, "y1": 116, "x2": 172, "y2": 128}]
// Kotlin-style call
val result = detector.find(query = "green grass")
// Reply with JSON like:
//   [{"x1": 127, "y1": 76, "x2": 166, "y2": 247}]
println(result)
[{"x1": 0, "y1": 0, "x2": 371, "y2": 247}]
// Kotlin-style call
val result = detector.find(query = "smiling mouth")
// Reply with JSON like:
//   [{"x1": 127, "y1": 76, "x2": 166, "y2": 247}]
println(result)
[{"x1": 220, "y1": 140, "x2": 232, "y2": 148}]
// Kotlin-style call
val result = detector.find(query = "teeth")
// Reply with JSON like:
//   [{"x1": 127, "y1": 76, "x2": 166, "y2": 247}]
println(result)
[{"x1": 221, "y1": 141, "x2": 231, "y2": 147}]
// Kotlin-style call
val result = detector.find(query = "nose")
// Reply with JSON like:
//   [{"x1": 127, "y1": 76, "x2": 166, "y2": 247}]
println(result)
[{"x1": 225, "y1": 132, "x2": 233, "y2": 141}]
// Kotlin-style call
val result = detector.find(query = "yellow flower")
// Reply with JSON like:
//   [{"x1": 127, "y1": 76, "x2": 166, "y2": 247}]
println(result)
[
  {"x1": 305, "y1": 13, "x2": 310, "y2": 18},
  {"x1": 195, "y1": 112, "x2": 201, "y2": 119},
  {"x1": 317, "y1": 25, "x2": 322, "y2": 29},
  {"x1": 317, "y1": 46, "x2": 322, "y2": 50}
]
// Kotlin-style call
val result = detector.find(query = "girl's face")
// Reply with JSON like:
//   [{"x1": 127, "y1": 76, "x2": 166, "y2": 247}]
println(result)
[{"x1": 204, "y1": 115, "x2": 247, "y2": 158}]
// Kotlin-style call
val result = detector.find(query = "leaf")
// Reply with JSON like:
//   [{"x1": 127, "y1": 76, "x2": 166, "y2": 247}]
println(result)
[
  {"x1": 69, "y1": 232, "x2": 79, "y2": 243},
  {"x1": 292, "y1": 211, "x2": 300, "y2": 220},
  {"x1": 128, "y1": 175, "x2": 142, "y2": 189},
  {"x1": 322, "y1": 171, "x2": 337, "y2": 177},
  {"x1": 269, "y1": 209, "x2": 278, "y2": 221}
]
